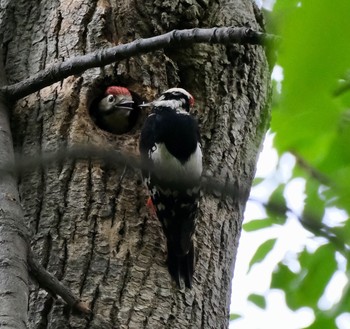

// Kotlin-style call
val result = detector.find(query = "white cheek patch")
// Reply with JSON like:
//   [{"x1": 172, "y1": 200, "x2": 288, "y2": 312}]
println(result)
[
  {"x1": 144, "y1": 176, "x2": 151, "y2": 186},
  {"x1": 151, "y1": 99, "x2": 189, "y2": 114},
  {"x1": 165, "y1": 88, "x2": 192, "y2": 98},
  {"x1": 157, "y1": 203, "x2": 165, "y2": 211},
  {"x1": 151, "y1": 186, "x2": 158, "y2": 197}
]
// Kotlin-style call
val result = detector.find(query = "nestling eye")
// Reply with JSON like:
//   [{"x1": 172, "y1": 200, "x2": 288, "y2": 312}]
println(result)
[{"x1": 107, "y1": 95, "x2": 115, "y2": 103}]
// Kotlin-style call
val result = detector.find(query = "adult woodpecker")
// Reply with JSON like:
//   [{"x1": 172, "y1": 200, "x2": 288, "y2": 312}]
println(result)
[
  {"x1": 96, "y1": 86, "x2": 134, "y2": 134},
  {"x1": 139, "y1": 87, "x2": 202, "y2": 288}
]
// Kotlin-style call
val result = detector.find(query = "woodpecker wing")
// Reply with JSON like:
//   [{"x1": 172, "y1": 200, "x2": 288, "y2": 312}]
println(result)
[{"x1": 139, "y1": 105, "x2": 202, "y2": 288}]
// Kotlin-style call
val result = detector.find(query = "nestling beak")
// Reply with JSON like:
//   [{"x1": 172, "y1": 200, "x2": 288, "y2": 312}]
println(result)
[{"x1": 116, "y1": 100, "x2": 134, "y2": 110}]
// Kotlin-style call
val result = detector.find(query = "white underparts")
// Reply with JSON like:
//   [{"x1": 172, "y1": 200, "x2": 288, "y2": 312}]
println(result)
[{"x1": 150, "y1": 142, "x2": 202, "y2": 181}]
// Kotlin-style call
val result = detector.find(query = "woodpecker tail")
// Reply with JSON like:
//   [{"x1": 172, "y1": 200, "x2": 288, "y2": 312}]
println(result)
[{"x1": 167, "y1": 240, "x2": 195, "y2": 289}]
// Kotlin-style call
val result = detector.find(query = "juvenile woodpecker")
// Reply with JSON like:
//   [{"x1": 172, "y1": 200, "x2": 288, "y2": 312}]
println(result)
[
  {"x1": 96, "y1": 86, "x2": 134, "y2": 134},
  {"x1": 139, "y1": 87, "x2": 202, "y2": 288}
]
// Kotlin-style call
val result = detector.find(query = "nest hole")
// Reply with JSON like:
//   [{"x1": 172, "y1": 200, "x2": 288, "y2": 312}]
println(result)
[{"x1": 89, "y1": 81, "x2": 144, "y2": 135}]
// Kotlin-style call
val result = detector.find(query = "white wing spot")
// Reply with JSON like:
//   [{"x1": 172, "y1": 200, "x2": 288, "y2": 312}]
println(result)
[
  {"x1": 176, "y1": 108, "x2": 190, "y2": 115},
  {"x1": 157, "y1": 203, "x2": 165, "y2": 211},
  {"x1": 151, "y1": 187, "x2": 157, "y2": 197},
  {"x1": 144, "y1": 177, "x2": 151, "y2": 186}
]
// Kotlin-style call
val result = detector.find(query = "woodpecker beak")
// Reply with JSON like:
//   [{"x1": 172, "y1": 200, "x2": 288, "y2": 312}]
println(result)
[
  {"x1": 116, "y1": 100, "x2": 134, "y2": 110},
  {"x1": 138, "y1": 102, "x2": 152, "y2": 108}
]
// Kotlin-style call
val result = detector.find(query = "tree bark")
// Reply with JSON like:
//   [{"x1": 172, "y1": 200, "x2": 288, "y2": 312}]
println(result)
[
  {"x1": 1, "y1": 0, "x2": 270, "y2": 328},
  {"x1": 0, "y1": 47, "x2": 29, "y2": 329}
]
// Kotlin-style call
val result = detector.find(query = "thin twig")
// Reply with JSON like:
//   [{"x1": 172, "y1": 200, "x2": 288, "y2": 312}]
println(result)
[
  {"x1": 249, "y1": 197, "x2": 350, "y2": 257},
  {"x1": 6, "y1": 144, "x2": 348, "y2": 255},
  {"x1": 0, "y1": 145, "x2": 244, "y2": 201},
  {"x1": 28, "y1": 249, "x2": 91, "y2": 314},
  {"x1": 0, "y1": 27, "x2": 279, "y2": 100},
  {"x1": 291, "y1": 151, "x2": 330, "y2": 185}
]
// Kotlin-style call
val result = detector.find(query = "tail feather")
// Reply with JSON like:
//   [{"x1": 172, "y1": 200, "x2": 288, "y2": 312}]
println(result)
[{"x1": 167, "y1": 241, "x2": 195, "y2": 289}]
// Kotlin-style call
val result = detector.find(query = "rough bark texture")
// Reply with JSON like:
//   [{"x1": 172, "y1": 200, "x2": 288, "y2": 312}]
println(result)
[
  {"x1": 0, "y1": 50, "x2": 29, "y2": 329},
  {"x1": 1, "y1": 0, "x2": 270, "y2": 328}
]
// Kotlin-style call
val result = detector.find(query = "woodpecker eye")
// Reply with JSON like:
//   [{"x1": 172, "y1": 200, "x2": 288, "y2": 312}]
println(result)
[{"x1": 107, "y1": 95, "x2": 115, "y2": 103}]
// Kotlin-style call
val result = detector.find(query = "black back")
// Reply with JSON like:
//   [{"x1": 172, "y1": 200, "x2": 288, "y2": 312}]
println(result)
[
  {"x1": 139, "y1": 101, "x2": 201, "y2": 289},
  {"x1": 139, "y1": 106, "x2": 200, "y2": 164}
]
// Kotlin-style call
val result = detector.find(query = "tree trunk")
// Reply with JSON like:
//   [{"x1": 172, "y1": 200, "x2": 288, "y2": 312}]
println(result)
[{"x1": 1, "y1": 0, "x2": 270, "y2": 328}]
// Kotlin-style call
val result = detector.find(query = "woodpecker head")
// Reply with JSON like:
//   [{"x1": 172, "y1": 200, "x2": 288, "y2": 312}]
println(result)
[
  {"x1": 96, "y1": 86, "x2": 134, "y2": 134},
  {"x1": 98, "y1": 86, "x2": 134, "y2": 116},
  {"x1": 140, "y1": 88, "x2": 194, "y2": 113}
]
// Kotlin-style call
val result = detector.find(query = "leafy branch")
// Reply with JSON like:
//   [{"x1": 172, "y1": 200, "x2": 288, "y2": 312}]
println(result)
[{"x1": 259, "y1": 198, "x2": 350, "y2": 257}]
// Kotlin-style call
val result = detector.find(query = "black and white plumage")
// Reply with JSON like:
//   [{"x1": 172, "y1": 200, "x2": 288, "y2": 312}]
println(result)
[
  {"x1": 96, "y1": 86, "x2": 135, "y2": 134},
  {"x1": 139, "y1": 88, "x2": 202, "y2": 288}
]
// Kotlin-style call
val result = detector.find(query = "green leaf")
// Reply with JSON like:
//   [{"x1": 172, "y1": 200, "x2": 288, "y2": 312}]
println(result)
[
  {"x1": 333, "y1": 284, "x2": 350, "y2": 314},
  {"x1": 272, "y1": 0, "x2": 350, "y2": 159},
  {"x1": 229, "y1": 313, "x2": 241, "y2": 321},
  {"x1": 305, "y1": 311, "x2": 337, "y2": 329},
  {"x1": 272, "y1": 245, "x2": 337, "y2": 311},
  {"x1": 266, "y1": 184, "x2": 288, "y2": 225},
  {"x1": 270, "y1": 0, "x2": 350, "y2": 217},
  {"x1": 247, "y1": 294, "x2": 266, "y2": 309},
  {"x1": 297, "y1": 245, "x2": 337, "y2": 308},
  {"x1": 243, "y1": 218, "x2": 274, "y2": 232},
  {"x1": 248, "y1": 238, "x2": 277, "y2": 272},
  {"x1": 260, "y1": 0, "x2": 350, "y2": 325},
  {"x1": 252, "y1": 177, "x2": 265, "y2": 186},
  {"x1": 271, "y1": 263, "x2": 301, "y2": 305},
  {"x1": 332, "y1": 219, "x2": 350, "y2": 250},
  {"x1": 303, "y1": 179, "x2": 325, "y2": 224}
]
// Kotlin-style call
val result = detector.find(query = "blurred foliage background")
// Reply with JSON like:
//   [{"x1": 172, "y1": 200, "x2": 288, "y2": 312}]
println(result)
[{"x1": 231, "y1": 0, "x2": 350, "y2": 328}]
